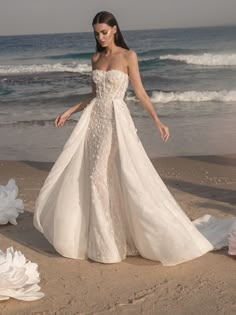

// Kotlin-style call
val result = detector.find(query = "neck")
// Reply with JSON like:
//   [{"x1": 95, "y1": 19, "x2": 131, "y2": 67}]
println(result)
[{"x1": 104, "y1": 42, "x2": 118, "y2": 55}]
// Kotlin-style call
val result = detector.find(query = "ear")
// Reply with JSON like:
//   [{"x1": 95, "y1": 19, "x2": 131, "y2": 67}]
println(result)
[{"x1": 113, "y1": 25, "x2": 117, "y2": 35}]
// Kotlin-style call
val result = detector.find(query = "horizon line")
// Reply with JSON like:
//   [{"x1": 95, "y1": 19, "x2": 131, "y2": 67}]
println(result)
[{"x1": 0, "y1": 23, "x2": 235, "y2": 37}]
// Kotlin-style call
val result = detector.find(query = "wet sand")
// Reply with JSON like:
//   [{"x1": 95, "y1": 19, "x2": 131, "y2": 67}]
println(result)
[{"x1": 0, "y1": 155, "x2": 236, "y2": 315}]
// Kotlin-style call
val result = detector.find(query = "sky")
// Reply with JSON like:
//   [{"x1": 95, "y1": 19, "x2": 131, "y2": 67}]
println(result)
[{"x1": 0, "y1": 0, "x2": 236, "y2": 36}]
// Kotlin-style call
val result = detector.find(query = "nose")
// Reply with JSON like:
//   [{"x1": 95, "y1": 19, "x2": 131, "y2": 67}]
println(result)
[{"x1": 98, "y1": 33, "x2": 104, "y2": 41}]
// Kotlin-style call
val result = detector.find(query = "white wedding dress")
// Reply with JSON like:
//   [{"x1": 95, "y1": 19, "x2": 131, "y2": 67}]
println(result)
[{"x1": 33, "y1": 69, "x2": 236, "y2": 266}]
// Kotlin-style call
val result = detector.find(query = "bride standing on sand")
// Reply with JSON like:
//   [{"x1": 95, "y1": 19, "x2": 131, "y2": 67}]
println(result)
[{"x1": 33, "y1": 11, "x2": 236, "y2": 265}]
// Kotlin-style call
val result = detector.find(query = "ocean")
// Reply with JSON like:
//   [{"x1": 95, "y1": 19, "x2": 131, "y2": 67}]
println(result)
[{"x1": 0, "y1": 25, "x2": 236, "y2": 161}]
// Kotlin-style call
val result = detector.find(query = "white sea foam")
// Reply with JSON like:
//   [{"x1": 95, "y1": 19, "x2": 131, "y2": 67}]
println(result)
[
  {"x1": 139, "y1": 56, "x2": 157, "y2": 62},
  {"x1": 0, "y1": 63, "x2": 92, "y2": 74},
  {"x1": 126, "y1": 90, "x2": 236, "y2": 103},
  {"x1": 150, "y1": 90, "x2": 236, "y2": 103},
  {"x1": 160, "y1": 53, "x2": 236, "y2": 66}
]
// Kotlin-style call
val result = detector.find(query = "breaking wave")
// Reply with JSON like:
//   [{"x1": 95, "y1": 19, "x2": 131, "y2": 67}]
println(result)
[
  {"x1": 160, "y1": 53, "x2": 236, "y2": 66},
  {"x1": 126, "y1": 90, "x2": 236, "y2": 103},
  {"x1": 0, "y1": 63, "x2": 92, "y2": 74}
]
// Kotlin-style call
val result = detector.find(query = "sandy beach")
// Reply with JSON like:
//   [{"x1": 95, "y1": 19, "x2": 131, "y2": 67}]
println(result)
[{"x1": 0, "y1": 155, "x2": 236, "y2": 315}]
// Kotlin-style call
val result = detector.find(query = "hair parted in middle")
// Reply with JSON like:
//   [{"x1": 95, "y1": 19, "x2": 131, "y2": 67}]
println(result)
[{"x1": 92, "y1": 11, "x2": 129, "y2": 52}]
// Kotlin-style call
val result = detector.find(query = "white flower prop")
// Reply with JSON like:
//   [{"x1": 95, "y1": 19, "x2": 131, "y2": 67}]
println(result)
[
  {"x1": 0, "y1": 247, "x2": 45, "y2": 301},
  {"x1": 0, "y1": 179, "x2": 24, "y2": 225},
  {"x1": 228, "y1": 228, "x2": 236, "y2": 256}
]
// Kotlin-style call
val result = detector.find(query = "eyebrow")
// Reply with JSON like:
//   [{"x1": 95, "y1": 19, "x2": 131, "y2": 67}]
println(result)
[{"x1": 94, "y1": 29, "x2": 108, "y2": 33}]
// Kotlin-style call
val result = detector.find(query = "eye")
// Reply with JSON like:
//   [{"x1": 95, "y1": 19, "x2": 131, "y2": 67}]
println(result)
[{"x1": 102, "y1": 31, "x2": 108, "y2": 35}]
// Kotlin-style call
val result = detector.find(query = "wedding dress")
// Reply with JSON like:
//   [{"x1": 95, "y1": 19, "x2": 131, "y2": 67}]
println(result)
[{"x1": 33, "y1": 69, "x2": 236, "y2": 266}]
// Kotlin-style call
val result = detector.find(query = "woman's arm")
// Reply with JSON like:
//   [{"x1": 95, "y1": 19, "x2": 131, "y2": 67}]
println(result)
[
  {"x1": 55, "y1": 87, "x2": 95, "y2": 127},
  {"x1": 67, "y1": 83, "x2": 96, "y2": 115},
  {"x1": 127, "y1": 50, "x2": 169, "y2": 142},
  {"x1": 55, "y1": 58, "x2": 97, "y2": 127}
]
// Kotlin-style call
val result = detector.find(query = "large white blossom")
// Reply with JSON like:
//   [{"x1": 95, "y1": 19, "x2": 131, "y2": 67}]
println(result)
[
  {"x1": 0, "y1": 179, "x2": 24, "y2": 225},
  {"x1": 228, "y1": 227, "x2": 236, "y2": 256},
  {"x1": 0, "y1": 247, "x2": 45, "y2": 301}
]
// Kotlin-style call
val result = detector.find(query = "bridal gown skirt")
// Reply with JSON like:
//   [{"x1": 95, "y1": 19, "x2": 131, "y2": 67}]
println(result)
[{"x1": 33, "y1": 70, "x2": 236, "y2": 266}]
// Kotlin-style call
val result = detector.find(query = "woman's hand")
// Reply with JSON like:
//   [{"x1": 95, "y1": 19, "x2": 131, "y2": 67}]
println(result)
[
  {"x1": 55, "y1": 110, "x2": 71, "y2": 127},
  {"x1": 156, "y1": 121, "x2": 170, "y2": 142}
]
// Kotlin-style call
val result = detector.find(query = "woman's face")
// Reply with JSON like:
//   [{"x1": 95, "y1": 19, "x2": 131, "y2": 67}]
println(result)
[{"x1": 93, "y1": 23, "x2": 117, "y2": 48}]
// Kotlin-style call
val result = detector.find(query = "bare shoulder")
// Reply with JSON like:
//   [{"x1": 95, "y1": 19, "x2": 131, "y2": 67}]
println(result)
[
  {"x1": 125, "y1": 50, "x2": 138, "y2": 67},
  {"x1": 125, "y1": 50, "x2": 139, "y2": 72},
  {"x1": 126, "y1": 49, "x2": 138, "y2": 60}
]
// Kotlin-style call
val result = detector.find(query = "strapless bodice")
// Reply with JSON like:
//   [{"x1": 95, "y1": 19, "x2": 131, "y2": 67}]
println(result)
[{"x1": 92, "y1": 69, "x2": 129, "y2": 101}]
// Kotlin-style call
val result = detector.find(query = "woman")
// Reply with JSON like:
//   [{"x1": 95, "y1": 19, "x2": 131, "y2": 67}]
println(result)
[{"x1": 33, "y1": 11, "x2": 235, "y2": 265}]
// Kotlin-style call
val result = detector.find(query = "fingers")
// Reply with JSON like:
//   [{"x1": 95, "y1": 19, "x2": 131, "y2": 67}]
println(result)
[
  {"x1": 164, "y1": 129, "x2": 170, "y2": 142},
  {"x1": 164, "y1": 130, "x2": 170, "y2": 141},
  {"x1": 55, "y1": 116, "x2": 60, "y2": 127},
  {"x1": 57, "y1": 119, "x2": 65, "y2": 127},
  {"x1": 161, "y1": 127, "x2": 170, "y2": 142},
  {"x1": 163, "y1": 134, "x2": 169, "y2": 142},
  {"x1": 157, "y1": 123, "x2": 170, "y2": 142},
  {"x1": 55, "y1": 115, "x2": 65, "y2": 127}
]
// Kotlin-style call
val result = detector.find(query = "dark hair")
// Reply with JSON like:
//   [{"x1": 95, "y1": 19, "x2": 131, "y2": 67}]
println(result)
[{"x1": 92, "y1": 11, "x2": 129, "y2": 52}]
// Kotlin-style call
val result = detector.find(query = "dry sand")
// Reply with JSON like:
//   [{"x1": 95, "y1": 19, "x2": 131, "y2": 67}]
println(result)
[{"x1": 0, "y1": 155, "x2": 236, "y2": 315}]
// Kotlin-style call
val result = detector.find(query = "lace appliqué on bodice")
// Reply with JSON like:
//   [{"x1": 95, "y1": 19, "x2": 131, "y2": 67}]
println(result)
[{"x1": 92, "y1": 69, "x2": 128, "y2": 100}]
